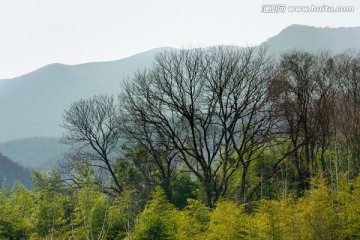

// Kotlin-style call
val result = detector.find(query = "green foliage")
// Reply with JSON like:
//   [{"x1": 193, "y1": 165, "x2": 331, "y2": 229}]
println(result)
[
  {"x1": 334, "y1": 174, "x2": 360, "y2": 238},
  {"x1": 72, "y1": 187, "x2": 109, "y2": 240},
  {"x1": 132, "y1": 187, "x2": 177, "y2": 240},
  {"x1": 170, "y1": 173, "x2": 199, "y2": 209},
  {"x1": 175, "y1": 199, "x2": 210, "y2": 240},
  {"x1": 108, "y1": 189, "x2": 140, "y2": 239},
  {"x1": 206, "y1": 200, "x2": 249, "y2": 240},
  {"x1": 0, "y1": 179, "x2": 11, "y2": 199},
  {"x1": 244, "y1": 176, "x2": 360, "y2": 239},
  {"x1": 31, "y1": 191, "x2": 66, "y2": 239},
  {"x1": 114, "y1": 157, "x2": 143, "y2": 192},
  {"x1": 0, "y1": 182, "x2": 33, "y2": 239},
  {"x1": 3, "y1": 170, "x2": 360, "y2": 239},
  {"x1": 250, "y1": 199, "x2": 296, "y2": 239}
]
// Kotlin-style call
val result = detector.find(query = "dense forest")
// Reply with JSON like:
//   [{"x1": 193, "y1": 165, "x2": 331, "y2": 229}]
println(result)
[{"x1": 2, "y1": 46, "x2": 360, "y2": 239}]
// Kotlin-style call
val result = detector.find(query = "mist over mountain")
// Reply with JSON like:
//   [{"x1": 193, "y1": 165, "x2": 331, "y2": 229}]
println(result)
[
  {"x1": 0, "y1": 137, "x2": 69, "y2": 169},
  {"x1": 0, "y1": 24, "x2": 360, "y2": 170}
]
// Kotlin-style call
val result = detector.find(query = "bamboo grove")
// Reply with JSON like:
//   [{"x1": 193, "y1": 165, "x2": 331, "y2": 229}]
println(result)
[{"x1": 2, "y1": 46, "x2": 360, "y2": 239}]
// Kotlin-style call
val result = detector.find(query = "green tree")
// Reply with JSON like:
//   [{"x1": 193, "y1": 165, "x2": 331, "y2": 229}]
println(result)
[
  {"x1": 31, "y1": 171, "x2": 68, "y2": 239},
  {"x1": 334, "y1": 174, "x2": 360, "y2": 238},
  {"x1": 206, "y1": 200, "x2": 248, "y2": 240},
  {"x1": 0, "y1": 179, "x2": 11, "y2": 198},
  {"x1": 72, "y1": 187, "x2": 109, "y2": 240},
  {"x1": 0, "y1": 183, "x2": 33, "y2": 239},
  {"x1": 132, "y1": 187, "x2": 177, "y2": 240},
  {"x1": 170, "y1": 172, "x2": 199, "y2": 209},
  {"x1": 108, "y1": 189, "x2": 140, "y2": 240},
  {"x1": 175, "y1": 199, "x2": 210, "y2": 240}
]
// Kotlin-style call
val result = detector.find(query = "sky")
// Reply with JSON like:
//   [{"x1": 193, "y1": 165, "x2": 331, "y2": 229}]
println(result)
[{"x1": 0, "y1": 0, "x2": 359, "y2": 79}]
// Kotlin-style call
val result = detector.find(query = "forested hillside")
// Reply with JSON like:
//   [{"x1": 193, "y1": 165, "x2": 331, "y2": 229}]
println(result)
[
  {"x1": 1, "y1": 176, "x2": 360, "y2": 239},
  {"x1": 2, "y1": 46, "x2": 360, "y2": 239},
  {"x1": 0, "y1": 137, "x2": 69, "y2": 168}
]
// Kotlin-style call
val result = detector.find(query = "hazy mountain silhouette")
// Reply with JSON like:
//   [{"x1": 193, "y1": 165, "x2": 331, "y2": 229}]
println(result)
[
  {"x1": 1, "y1": 25, "x2": 360, "y2": 170},
  {"x1": 0, "y1": 137, "x2": 69, "y2": 169},
  {"x1": 0, "y1": 153, "x2": 32, "y2": 188},
  {"x1": 0, "y1": 47, "x2": 168, "y2": 142},
  {"x1": 263, "y1": 24, "x2": 360, "y2": 54}
]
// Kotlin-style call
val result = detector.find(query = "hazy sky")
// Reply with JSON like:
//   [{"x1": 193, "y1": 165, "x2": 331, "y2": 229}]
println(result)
[{"x1": 0, "y1": 0, "x2": 359, "y2": 79}]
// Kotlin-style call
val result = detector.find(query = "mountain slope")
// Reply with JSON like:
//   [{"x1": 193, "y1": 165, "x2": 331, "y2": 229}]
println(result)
[
  {"x1": 0, "y1": 137, "x2": 69, "y2": 169},
  {"x1": 0, "y1": 153, "x2": 32, "y2": 188},
  {"x1": 0, "y1": 47, "x2": 167, "y2": 142},
  {"x1": 263, "y1": 24, "x2": 360, "y2": 54}
]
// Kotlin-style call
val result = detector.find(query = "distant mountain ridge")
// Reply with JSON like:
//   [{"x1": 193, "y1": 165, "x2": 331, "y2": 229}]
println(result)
[
  {"x1": 1, "y1": 24, "x2": 360, "y2": 171},
  {"x1": 0, "y1": 47, "x2": 168, "y2": 141},
  {"x1": 0, "y1": 137, "x2": 69, "y2": 169},
  {"x1": 263, "y1": 24, "x2": 360, "y2": 54},
  {"x1": 1, "y1": 25, "x2": 359, "y2": 143}
]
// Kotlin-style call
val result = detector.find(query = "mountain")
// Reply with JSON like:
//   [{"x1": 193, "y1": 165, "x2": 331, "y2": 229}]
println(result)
[
  {"x1": 0, "y1": 47, "x2": 168, "y2": 142},
  {"x1": 0, "y1": 137, "x2": 69, "y2": 169},
  {"x1": 263, "y1": 24, "x2": 360, "y2": 54},
  {"x1": 1, "y1": 26, "x2": 360, "y2": 142},
  {"x1": 0, "y1": 153, "x2": 32, "y2": 188}
]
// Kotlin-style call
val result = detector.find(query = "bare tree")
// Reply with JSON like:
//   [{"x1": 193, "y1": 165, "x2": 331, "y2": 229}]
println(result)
[
  {"x1": 119, "y1": 118, "x2": 180, "y2": 200},
  {"x1": 336, "y1": 51, "x2": 360, "y2": 176},
  {"x1": 269, "y1": 51, "x2": 339, "y2": 191},
  {"x1": 61, "y1": 95, "x2": 122, "y2": 194},
  {"x1": 120, "y1": 46, "x2": 274, "y2": 207}
]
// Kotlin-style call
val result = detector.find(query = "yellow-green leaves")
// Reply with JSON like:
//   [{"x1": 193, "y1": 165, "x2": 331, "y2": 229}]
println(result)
[
  {"x1": 176, "y1": 199, "x2": 210, "y2": 240},
  {"x1": 133, "y1": 187, "x2": 177, "y2": 240},
  {"x1": 207, "y1": 200, "x2": 248, "y2": 240}
]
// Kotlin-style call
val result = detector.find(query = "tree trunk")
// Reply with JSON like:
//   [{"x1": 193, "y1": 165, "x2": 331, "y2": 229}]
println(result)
[
  {"x1": 239, "y1": 164, "x2": 249, "y2": 204},
  {"x1": 202, "y1": 177, "x2": 213, "y2": 208}
]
